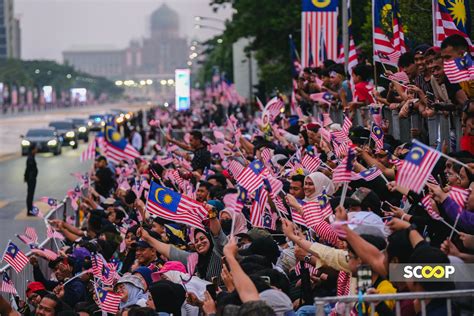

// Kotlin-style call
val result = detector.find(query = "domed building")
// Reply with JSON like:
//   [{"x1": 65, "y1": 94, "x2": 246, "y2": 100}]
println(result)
[
  {"x1": 63, "y1": 3, "x2": 187, "y2": 82},
  {"x1": 141, "y1": 3, "x2": 187, "y2": 74}
]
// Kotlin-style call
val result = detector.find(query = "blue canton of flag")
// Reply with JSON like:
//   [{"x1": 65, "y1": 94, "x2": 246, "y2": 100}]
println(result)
[
  {"x1": 371, "y1": 123, "x2": 384, "y2": 150},
  {"x1": 104, "y1": 125, "x2": 140, "y2": 163},
  {"x1": 146, "y1": 181, "x2": 207, "y2": 230},
  {"x1": 235, "y1": 160, "x2": 266, "y2": 193},
  {"x1": 438, "y1": 0, "x2": 471, "y2": 37},
  {"x1": 396, "y1": 140, "x2": 441, "y2": 193}
]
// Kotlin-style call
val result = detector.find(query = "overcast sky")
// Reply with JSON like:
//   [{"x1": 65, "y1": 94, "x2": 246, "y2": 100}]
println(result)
[{"x1": 16, "y1": 0, "x2": 233, "y2": 62}]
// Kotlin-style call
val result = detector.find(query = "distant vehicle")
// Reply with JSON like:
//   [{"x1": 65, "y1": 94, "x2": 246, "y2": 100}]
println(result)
[
  {"x1": 21, "y1": 128, "x2": 61, "y2": 156},
  {"x1": 71, "y1": 118, "x2": 89, "y2": 142},
  {"x1": 48, "y1": 121, "x2": 79, "y2": 149},
  {"x1": 110, "y1": 108, "x2": 133, "y2": 124},
  {"x1": 87, "y1": 114, "x2": 106, "y2": 131}
]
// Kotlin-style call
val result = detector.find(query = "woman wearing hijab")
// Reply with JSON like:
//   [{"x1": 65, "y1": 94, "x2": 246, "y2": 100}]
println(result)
[
  {"x1": 219, "y1": 208, "x2": 248, "y2": 236},
  {"x1": 137, "y1": 210, "x2": 227, "y2": 282},
  {"x1": 303, "y1": 172, "x2": 335, "y2": 202},
  {"x1": 114, "y1": 275, "x2": 149, "y2": 309}
]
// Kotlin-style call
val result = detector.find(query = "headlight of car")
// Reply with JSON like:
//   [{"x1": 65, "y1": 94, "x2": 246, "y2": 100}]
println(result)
[
  {"x1": 66, "y1": 131, "x2": 75, "y2": 138},
  {"x1": 47, "y1": 139, "x2": 58, "y2": 146},
  {"x1": 21, "y1": 139, "x2": 31, "y2": 146},
  {"x1": 78, "y1": 126, "x2": 87, "y2": 132},
  {"x1": 87, "y1": 121, "x2": 92, "y2": 126},
  {"x1": 101, "y1": 121, "x2": 106, "y2": 126}
]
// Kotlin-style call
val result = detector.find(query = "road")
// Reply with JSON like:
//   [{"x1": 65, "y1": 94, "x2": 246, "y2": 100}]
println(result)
[{"x1": 0, "y1": 102, "x2": 153, "y2": 253}]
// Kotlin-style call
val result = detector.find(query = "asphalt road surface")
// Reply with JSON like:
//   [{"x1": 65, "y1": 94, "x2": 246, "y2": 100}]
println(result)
[{"x1": 0, "y1": 102, "x2": 152, "y2": 253}]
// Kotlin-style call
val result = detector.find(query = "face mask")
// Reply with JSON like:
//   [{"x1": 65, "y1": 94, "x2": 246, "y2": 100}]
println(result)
[{"x1": 220, "y1": 219, "x2": 232, "y2": 235}]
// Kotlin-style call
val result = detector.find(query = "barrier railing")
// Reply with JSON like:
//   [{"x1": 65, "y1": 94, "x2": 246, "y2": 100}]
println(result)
[
  {"x1": 0, "y1": 195, "x2": 77, "y2": 301},
  {"x1": 315, "y1": 289, "x2": 474, "y2": 316},
  {"x1": 315, "y1": 104, "x2": 463, "y2": 150}
]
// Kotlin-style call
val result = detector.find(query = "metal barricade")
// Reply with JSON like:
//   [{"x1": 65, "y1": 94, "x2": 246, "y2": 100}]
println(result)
[
  {"x1": 315, "y1": 289, "x2": 474, "y2": 316},
  {"x1": 0, "y1": 196, "x2": 77, "y2": 301}
]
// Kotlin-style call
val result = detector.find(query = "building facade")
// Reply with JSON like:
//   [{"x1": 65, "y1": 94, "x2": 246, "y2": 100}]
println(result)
[
  {"x1": 0, "y1": 0, "x2": 21, "y2": 59},
  {"x1": 63, "y1": 4, "x2": 187, "y2": 81}
]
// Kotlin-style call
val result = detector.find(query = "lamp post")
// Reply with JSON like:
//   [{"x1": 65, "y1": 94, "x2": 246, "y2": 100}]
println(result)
[
  {"x1": 194, "y1": 24, "x2": 225, "y2": 32},
  {"x1": 194, "y1": 16, "x2": 226, "y2": 23}
]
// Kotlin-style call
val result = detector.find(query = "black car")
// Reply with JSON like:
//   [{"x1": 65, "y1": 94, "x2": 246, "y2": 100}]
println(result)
[
  {"x1": 71, "y1": 118, "x2": 89, "y2": 142},
  {"x1": 87, "y1": 114, "x2": 106, "y2": 131},
  {"x1": 48, "y1": 121, "x2": 79, "y2": 149},
  {"x1": 21, "y1": 128, "x2": 61, "y2": 156}
]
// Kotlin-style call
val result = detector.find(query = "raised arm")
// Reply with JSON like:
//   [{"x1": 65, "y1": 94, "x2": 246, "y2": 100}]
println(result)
[
  {"x1": 223, "y1": 237, "x2": 260, "y2": 303},
  {"x1": 138, "y1": 227, "x2": 171, "y2": 258}
]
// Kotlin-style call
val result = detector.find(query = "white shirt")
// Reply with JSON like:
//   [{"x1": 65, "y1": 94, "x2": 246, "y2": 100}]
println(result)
[{"x1": 132, "y1": 132, "x2": 142, "y2": 151}]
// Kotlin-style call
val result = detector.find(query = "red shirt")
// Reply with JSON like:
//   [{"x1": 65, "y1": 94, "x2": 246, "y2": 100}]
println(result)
[{"x1": 354, "y1": 82, "x2": 374, "y2": 105}]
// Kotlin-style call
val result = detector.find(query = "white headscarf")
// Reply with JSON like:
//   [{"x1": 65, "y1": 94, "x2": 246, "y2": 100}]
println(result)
[
  {"x1": 162, "y1": 271, "x2": 210, "y2": 301},
  {"x1": 304, "y1": 172, "x2": 335, "y2": 202}
]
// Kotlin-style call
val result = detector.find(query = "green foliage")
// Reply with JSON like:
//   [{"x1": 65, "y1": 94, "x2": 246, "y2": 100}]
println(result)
[{"x1": 0, "y1": 58, "x2": 122, "y2": 97}]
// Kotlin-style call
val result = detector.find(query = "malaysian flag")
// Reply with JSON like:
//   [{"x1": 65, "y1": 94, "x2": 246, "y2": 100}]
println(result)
[
  {"x1": 433, "y1": 0, "x2": 472, "y2": 51},
  {"x1": 337, "y1": 0, "x2": 358, "y2": 74},
  {"x1": 301, "y1": 0, "x2": 338, "y2": 67},
  {"x1": 80, "y1": 139, "x2": 97, "y2": 162},
  {"x1": 449, "y1": 186, "x2": 470, "y2": 209},
  {"x1": 291, "y1": 209, "x2": 307, "y2": 227},
  {"x1": 289, "y1": 34, "x2": 302, "y2": 78},
  {"x1": 104, "y1": 125, "x2": 140, "y2": 163},
  {"x1": 1, "y1": 274, "x2": 17, "y2": 295},
  {"x1": 333, "y1": 147, "x2": 356, "y2": 183},
  {"x1": 377, "y1": 50, "x2": 402, "y2": 65},
  {"x1": 302, "y1": 202, "x2": 326, "y2": 228},
  {"x1": 301, "y1": 152, "x2": 321, "y2": 173},
  {"x1": 91, "y1": 255, "x2": 105, "y2": 278},
  {"x1": 47, "y1": 226, "x2": 65, "y2": 240},
  {"x1": 443, "y1": 54, "x2": 474, "y2": 83},
  {"x1": 333, "y1": 138, "x2": 350, "y2": 159},
  {"x1": 96, "y1": 286, "x2": 121, "y2": 314},
  {"x1": 373, "y1": 0, "x2": 406, "y2": 66},
  {"x1": 146, "y1": 181, "x2": 207, "y2": 230},
  {"x1": 396, "y1": 140, "x2": 441, "y2": 193},
  {"x1": 262, "y1": 97, "x2": 284, "y2": 122},
  {"x1": 317, "y1": 190, "x2": 333, "y2": 220},
  {"x1": 40, "y1": 197, "x2": 58, "y2": 208},
  {"x1": 388, "y1": 71, "x2": 410, "y2": 84},
  {"x1": 371, "y1": 123, "x2": 384, "y2": 150},
  {"x1": 235, "y1": 160, "x2": 266, "y2": 194},
  {"x1": 30, "y1": 247, "x2": 58, "y2": 261},
  {"x1": 262, "y1": 211, "x2": 277, "y2": 231},
  {"x1": 351, "y1": 167, "x2": 383, "y2": 182},
  {"x1": 260, "y1": 147, "x2": 273, "y2": 165},
  {"x1": 342, "y1": 115, "x2": 352, "y2": 135},
  {"x1": 421, "y1": 194, "x2": 441, "y2": 220},
  {"x1": 250, "y1": 187, "x2": 269, "y2": 227},
  {"x1": 29, "y1": 205, "x2": 44, "y2": 218},
  {"x1": 2, "y1": 242, "x2": 29, "y2": 273},
  {"x1": 228, "y1": 160, "x2": 245, "y2": 178},
  {"x1": 309, "y1": 92, "x2": 333, "y2": 105}
]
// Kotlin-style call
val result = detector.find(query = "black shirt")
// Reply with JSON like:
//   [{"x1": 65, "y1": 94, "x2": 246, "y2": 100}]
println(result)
[
  {"x1": 94, "y1": 167, "x2": 115, "y2": 197},
  {"x1": 24, "y1": 154, "x2": 38, "y2": 182},
  {"x1": 191, "y1": 146, "x2": 211, "y2": 172}
]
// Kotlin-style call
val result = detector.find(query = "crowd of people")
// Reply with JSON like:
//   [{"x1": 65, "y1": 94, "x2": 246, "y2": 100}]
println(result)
[{"x1": 1, "y1": 34, "x2": 473, "y2": 316}]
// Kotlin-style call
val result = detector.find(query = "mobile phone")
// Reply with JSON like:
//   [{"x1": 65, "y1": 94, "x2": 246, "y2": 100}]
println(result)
[
  {"x1": 357, "y1": 264, "x2": 372, "y2": 293},
  {"x1": 206, "y1": 283, "x2": 217, "y2": 301},
  {"x1": 381, "y1": 201, "x2": 392, "y2": 213}
]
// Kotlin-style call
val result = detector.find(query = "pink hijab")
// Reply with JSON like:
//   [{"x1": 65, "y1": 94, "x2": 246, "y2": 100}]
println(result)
[{"x1": 219, "y1": 208, "x2": 248, "y2": 235}]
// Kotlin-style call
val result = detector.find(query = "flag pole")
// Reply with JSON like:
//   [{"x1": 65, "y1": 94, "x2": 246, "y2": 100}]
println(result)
[
  {"x1": 448, "y1": 213, "x2": 460, "y2": 240},
  {"x1": 339, "y1": 182, "x2": 349, "y2": 207},
  {"x1": 229, "y1": 210, "x2": 236, "y2": 237},
  {"x1": 342, "y1": 0, "x2": 349, "y2": 73}
]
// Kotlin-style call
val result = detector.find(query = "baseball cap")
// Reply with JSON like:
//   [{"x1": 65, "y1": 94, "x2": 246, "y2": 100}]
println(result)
[
  {"x1": 135, "y1": 240, "x2": 153, "y2": 249},
  {"x1": 236, "y1": 228, "x2": 271, "y2": 241},
  {"x1": 26, "y1": 282, "x2": 46, "y2": 297},
  {"x1": 151, "y1": 261, "x2": 187, "y2": 283}
]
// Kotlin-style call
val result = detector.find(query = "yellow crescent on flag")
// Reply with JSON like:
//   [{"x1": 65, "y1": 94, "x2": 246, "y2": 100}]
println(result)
[{"x1": 311, "y1": 0, "x2": 331, "y2": 8}]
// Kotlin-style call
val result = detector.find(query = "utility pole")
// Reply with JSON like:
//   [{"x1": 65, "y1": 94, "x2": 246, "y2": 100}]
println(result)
[{"x1": 342, "y1": 0, "x2": 349, "y2": 73}]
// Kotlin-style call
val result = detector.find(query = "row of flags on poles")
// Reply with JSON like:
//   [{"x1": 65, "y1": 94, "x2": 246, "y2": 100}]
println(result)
[{"x1": 300, "y1": 0, "x2": 472, "y2": 69}]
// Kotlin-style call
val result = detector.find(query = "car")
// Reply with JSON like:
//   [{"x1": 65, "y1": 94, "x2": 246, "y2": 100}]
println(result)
[
  {"x1": 87, "y1": 114, "x2": 106, "y2": 131},
  {"x1": 48, "y1": 121, "x2": 79, "y2": 149},
  {"x1": 21, "y1": 128, "x2": 61, "y2": 156},
  {"x1": 71, "y1": 118, "x2": 89, "y2": 142},
  {"x1": 110, "y1": 109, "x2": 133, "y2": 124}
]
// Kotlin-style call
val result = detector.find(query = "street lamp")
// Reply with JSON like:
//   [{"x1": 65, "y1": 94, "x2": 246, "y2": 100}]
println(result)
[
  {"x1": 194, "y1": 24, "x2": 225, "y2": 31},
  {"x1": 217, "y1": 38, "x2": 223, "y2": 44},
  {"x1": 194, "y1": 16, "x2": 226, "y2": 23}
]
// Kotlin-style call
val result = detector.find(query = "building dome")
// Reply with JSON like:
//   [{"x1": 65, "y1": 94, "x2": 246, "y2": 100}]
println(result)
[{"x1": 150, "y1": 4, "x2": 179, "y2": 32}]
